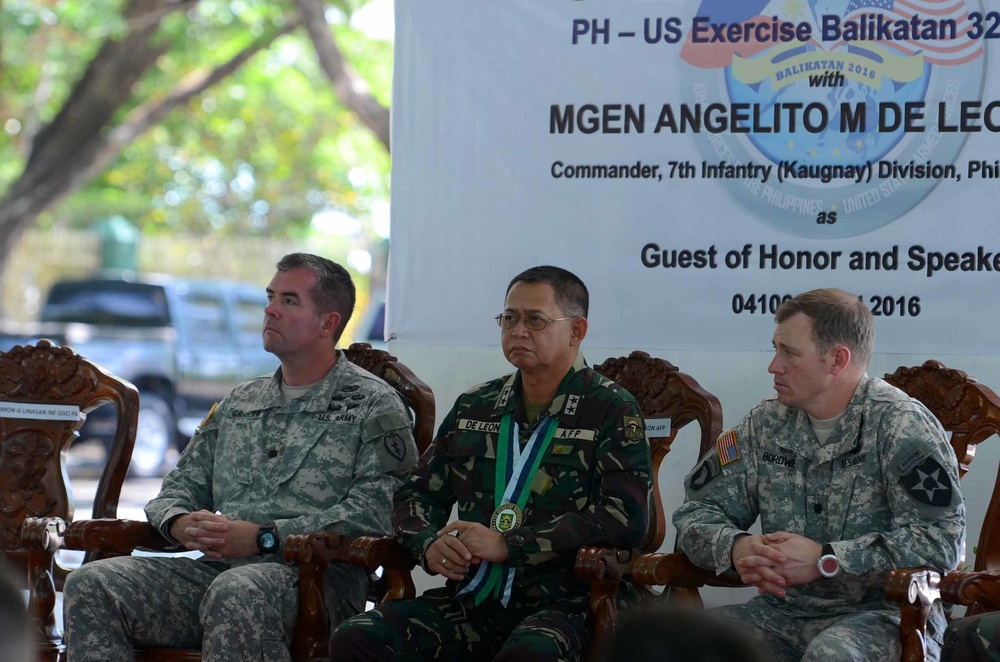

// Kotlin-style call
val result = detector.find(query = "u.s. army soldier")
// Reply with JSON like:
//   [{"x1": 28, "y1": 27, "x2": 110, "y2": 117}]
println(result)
[
  {"x1": 673, "y1": 288, "x2": 965, "y2": 662},
  {"x1": 332, "y1": 265, "x2": 653, "y2": 661},
  {"x1": 63, "y1": 253, "x2": 417, "y2": 661}
]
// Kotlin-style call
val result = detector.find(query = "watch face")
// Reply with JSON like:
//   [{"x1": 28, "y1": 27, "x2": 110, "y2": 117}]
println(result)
[
  {"x1": 260, "y1": 532, "x2": 277, "y2": 550},
  {"x1": 819, "y1": 555, "x2": 839, "y2": 577}
]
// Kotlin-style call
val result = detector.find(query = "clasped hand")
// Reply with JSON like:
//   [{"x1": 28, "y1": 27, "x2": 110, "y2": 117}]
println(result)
[
  {"x1": 170, "y1": 510, "x2": 259, "y2": 559},
  {"x1": 425, "y1": 520, "x2": 509, "y2": 582},
  {"x1": 732, "y1": 531, "x2": 823, "y2": 598}
]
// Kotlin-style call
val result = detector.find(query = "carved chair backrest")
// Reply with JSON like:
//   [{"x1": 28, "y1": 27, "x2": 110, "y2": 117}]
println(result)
[
  {"x1": 884, "y1": 360, "x2": 1000, "y2": 571},
  {"x1": 343, "y1": 343, "x2": 435, "y2": 455},
  {"x1": 593, "y1": 351, "x2": 723, "y2": 554},
  {"x1": 0, "y1": 340, "x2": 138, "y2": 583}
]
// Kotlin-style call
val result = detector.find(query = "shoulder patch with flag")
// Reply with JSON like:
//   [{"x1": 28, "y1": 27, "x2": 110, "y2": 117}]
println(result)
[{"x1": 716, "y1": 430, "x2": 741, "y2": 466}]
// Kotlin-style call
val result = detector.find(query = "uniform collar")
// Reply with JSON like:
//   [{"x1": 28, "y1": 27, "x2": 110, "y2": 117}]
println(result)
[
  {"x1": 265, "y1": 349, "x2": 348, "y2": 411},
  {"x1": 493, "y1": 352, "x2": 590, "y2": 427}
]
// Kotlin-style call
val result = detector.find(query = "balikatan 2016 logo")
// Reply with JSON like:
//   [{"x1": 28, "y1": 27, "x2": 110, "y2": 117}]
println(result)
[{"x1": 682, "y1": 0, "x2": 985, "y2": 239}]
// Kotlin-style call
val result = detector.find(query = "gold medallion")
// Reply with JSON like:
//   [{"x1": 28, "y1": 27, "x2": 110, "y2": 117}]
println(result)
[{"x1": 490, "y1": 502, "x2": 523, "y2": 533}]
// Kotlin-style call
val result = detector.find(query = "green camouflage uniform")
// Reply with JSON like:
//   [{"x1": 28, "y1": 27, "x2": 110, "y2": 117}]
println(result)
[
  {"x1": 332, "y1": 354, "x2": 653, "y2": 661},
  {"x1": 64, "y1": 350, "x2": 417, "y2": 662},
  {"x1": 673, "y1": 374, "x2": 966, "y2": 662},
  {"x1": 943, "y1": 612, "x2": 1000, "y2": 661}
]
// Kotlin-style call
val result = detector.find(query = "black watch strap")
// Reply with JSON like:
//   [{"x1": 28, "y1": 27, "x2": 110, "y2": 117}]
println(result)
[
  {"x1": 821, "y1": 542, "x2": 835, "y2": 557},
  {"x1": 256, "y1": 522, "x2": 278, "y2": 554}
]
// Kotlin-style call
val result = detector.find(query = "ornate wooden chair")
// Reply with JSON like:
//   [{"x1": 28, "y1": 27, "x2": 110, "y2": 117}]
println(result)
[
  {"x1": 882, "y1": 360, "x2": 1000, "y2": 662},
  {"x1": 20, "y1": 342, "x2": 434, "y2": 662},
  {"x1": 574, "y1": 351, "x2": 723, "y2": 651},
  {"x1": 0, "y1": 340, "x2": 139, "y2": 661}
]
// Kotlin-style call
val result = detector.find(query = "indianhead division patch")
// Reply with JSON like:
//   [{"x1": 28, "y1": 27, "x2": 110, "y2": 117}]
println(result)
[
  {"x1": 623, "y1": 416, "x2": 645, "y2": 443},
  {"x1": 716, "y1": 430, "x2": 741, "y2": 466},
  {"x1": 900, "y1": 456, "x2": 953, "y2": 507}
]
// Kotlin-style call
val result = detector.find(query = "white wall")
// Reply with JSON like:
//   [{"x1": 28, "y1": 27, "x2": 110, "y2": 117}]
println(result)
[{"x1": 389, "y1": 343, "x2": 1000, "y2": 605}]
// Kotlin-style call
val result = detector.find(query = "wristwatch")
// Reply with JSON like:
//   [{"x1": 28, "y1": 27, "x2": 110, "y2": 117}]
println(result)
[
  {"x1": 817, "y1": 542, "x2": 841, "y2": 578},
  {"x1": 256, "y1": 522, "x2": 279, "y2": 555}
]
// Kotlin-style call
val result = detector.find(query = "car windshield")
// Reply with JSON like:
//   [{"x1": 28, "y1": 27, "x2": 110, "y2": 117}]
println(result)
[{"x1": 42, "y1": 282, "x2": 171, "y2": 327}]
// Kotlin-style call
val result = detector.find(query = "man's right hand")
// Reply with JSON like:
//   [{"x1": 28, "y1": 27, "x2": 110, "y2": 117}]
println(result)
[
  {"x1": 169, "y1": 510, "x2": 230, "y2": 559},
  {"x1": 732, "y1": 534, "x2": 788, "y2": 597}
]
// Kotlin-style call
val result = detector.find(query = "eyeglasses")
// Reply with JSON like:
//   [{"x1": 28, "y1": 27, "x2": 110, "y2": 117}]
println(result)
[{"x1": 495, "y1": 313, "x2": 577, "y2": 330}]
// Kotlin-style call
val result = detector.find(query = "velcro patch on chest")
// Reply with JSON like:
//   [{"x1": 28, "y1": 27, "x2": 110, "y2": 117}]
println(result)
[
  {"x1": 457, "y1": 418, "x2": 501, "y2": 434},
  {"x1": 554, "y1": 428, "x2": 596, "y2": 441},
  {"x1": 761, "y1": 450, "x2": 796, "y2": 470}
]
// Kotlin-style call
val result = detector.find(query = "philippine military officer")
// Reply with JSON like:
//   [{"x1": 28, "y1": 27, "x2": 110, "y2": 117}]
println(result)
[
  {"x1": 63, "y1": 253, "x2": 418, "y2": 661},
  {"x1": 673, "y1": 288, "x2": 965, "y2": 662},
  {"x1": 331, "y1": 265, "x2": 653, "y2": 661}
]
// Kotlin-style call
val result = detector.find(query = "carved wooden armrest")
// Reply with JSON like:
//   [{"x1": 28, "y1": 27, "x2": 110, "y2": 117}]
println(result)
[
  {"x1": 630, "y1": 552, "x2": 741, "y2": 589},
  {"x1": 64, "y1": 518, "x2": 177, "y2": 556},
  {"x1": 348, "y1": 535, "x2": 416, "y2": 603},
  {"x1": 283, "y1": 531, "x2": 352, "y2": 661},
  {"x1": 886, "y1": 567, "x2": 942, "y2": 662},
  {"x1": 939, "y1": 570, "x2": 1000, "y2": 611},
  {"x1": 575, "y1": 546, "x2": 634, "y2": 648}
]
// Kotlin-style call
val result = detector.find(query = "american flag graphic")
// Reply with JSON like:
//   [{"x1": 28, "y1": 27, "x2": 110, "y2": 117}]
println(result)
[
  {"x1": 832, "y1": 0, "x2": 983, "y2": 65},
  {"x1": 717, "y1": 430, "x2": 741, "y2": 466}
]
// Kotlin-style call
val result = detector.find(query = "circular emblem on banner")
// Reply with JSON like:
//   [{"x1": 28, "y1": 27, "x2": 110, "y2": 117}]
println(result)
[
  {"x1": 680, "y1": 2, "x2": 986, "y2": 238},
  {"x1": 490, "y1": 503, "x2": 523, "y2": 533}
]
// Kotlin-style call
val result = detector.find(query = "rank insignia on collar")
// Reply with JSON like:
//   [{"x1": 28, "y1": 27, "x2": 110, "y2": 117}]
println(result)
[
  {"x1": 497, "y1": 385, "x2": 512, "y2": 409},
  {"x1": 564, "y1": 394, "x2": 580, "y2": 416},
  {"x1": 717, "y1": 430, "x2": 741, "y2": 466},
  {"x1": 623, "y1": 416, "x2": 644, "y2": 442}
]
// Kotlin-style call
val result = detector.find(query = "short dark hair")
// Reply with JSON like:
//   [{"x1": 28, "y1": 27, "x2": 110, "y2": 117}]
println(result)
[
  {"x1": 275, "y1": 253, "x2": 356, "y2": 342},
  {"x1": 506, "y1": 266, "x2": 589, "y2": 318},
  {"x1": 776, "y1": 288, "x2": 875, "y2": 365}
]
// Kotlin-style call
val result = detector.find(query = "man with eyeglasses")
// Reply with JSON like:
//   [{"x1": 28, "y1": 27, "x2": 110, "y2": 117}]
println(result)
[{"x1": 333, "y1": 265, "x2": 653, "y2": 661}]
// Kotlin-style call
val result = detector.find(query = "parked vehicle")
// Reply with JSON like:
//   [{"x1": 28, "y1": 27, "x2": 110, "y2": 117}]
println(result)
[{"x1": 0, "y1": 272, "x2": 278, "y2": 476}]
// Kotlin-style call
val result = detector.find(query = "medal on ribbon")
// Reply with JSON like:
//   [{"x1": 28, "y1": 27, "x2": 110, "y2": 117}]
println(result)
[
  {"x1": 457, "y1": 412, "x2": 558, "y2": 607},
  {"x1": 490, "y1": 502, "x2": 523, "y2": 533}
]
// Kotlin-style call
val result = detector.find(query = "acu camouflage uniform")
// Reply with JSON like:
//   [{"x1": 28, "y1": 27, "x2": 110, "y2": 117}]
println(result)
[
  {"x1": 673, "y1": 374, "x2": 966, "y2": 662},
  {"x1": 64, "y1": 350, "x2": 417, "y2": 662},
  {"x1": 332, "y1": 354, "x2": 653, "y2": 661}
]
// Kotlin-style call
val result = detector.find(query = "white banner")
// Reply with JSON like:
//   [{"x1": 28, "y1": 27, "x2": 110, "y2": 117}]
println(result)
[{"x1": 388, "y1": 0, "x2": 1000, "y2": 354}]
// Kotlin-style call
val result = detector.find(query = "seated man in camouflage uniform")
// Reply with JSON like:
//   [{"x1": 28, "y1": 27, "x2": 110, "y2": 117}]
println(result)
[
  {"x1": 332, "y1": 265, "x2": 653, "y2": 661},
  {"x1": 63, "y1": 253, "x2": 418, "y2": 661},
  {"x1": 674, "y1": 288, "x2": 966, "y2": 662}
]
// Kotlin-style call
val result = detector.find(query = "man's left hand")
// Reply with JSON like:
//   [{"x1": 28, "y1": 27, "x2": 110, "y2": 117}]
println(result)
[{"x1": 438, "y1": 520, "x2": 509, "y2": 564}]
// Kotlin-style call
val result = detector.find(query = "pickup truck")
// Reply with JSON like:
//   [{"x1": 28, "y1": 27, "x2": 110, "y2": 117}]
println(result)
[{"x1": 0, "y1": 273, "x2": 279, "y2": 476}]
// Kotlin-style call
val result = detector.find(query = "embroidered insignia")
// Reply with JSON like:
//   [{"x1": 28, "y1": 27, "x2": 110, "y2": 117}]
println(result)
[
  {"x1": 716, "y1": 430, "x2": 741, "y2": 466},
  {"x1": 900, "y1": 456, "x2": 953, "y2": 507},
  {"x1": 564, "y1": 394, "x2": 581, "y2": 416},
  {"x1": 383, "y1": 432, "x2": 407, "y2": 461},
  {"x1": 551, "y1": 443, "x2": 573, "y2": 456},
  {"x1": 498, "y1": 385, "x2": 512, "y2": 408},
  {"x1": 623, "y1": 416, "x2": 644, "y2": 442}
]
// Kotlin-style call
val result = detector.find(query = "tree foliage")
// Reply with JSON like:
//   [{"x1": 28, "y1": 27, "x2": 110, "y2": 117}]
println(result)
[{"x1": 0, "y1": 0, "x2": 392, "y2": 261}]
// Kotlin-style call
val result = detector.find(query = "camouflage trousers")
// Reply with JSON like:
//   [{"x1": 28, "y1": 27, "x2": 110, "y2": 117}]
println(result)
[
  {"x1": 63, "y1": 554, "x2": 365, "y2": 661},
  {"x1": 330, "y1": 586, "x2": 588, "y2": 661},
  {"x1": 942, "y1": 612, "x2": 1000, "y2": 661},
  {"x1": 715, "y1": 600, "x2": 918, "y2": 662}
]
